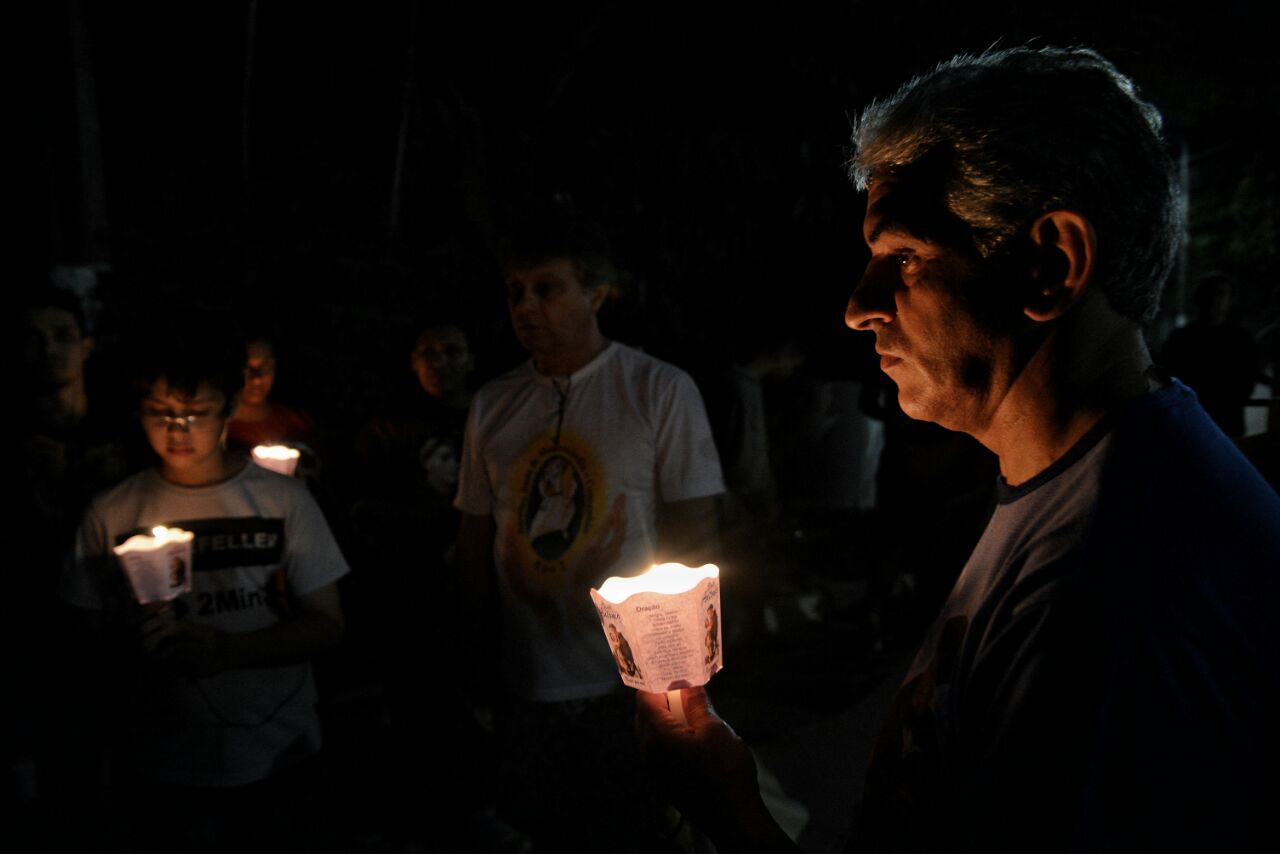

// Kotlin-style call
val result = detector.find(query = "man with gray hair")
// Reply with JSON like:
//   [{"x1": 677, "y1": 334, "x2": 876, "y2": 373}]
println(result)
[{"x1": 638, "y1": 47, "x2": 1280, "y2": 852}]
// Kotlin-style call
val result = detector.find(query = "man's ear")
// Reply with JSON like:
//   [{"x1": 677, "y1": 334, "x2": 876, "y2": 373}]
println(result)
[{"x1": 1024, "y1": 210, "x2": 1096, "y2": 322}]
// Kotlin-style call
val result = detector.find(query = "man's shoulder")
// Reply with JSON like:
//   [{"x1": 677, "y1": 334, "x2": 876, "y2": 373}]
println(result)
[
  {"x1": 473, "y1": 360, "x2": 537, "y2": 399},
  {"x1": 979, "y1": 381, "x2": 1278, "y2": 607},
  {"x1": 604, "y1": 343, "x2": 699, "y2": 391},
  {"x1": 1091, "y1": 381, "x2": 1280, "y2": 572},
  {"x1": 1106, "y1": 381, "x2": 1267, "y2": 491}
]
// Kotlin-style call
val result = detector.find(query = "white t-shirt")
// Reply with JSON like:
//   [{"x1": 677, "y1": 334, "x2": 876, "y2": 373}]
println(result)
[
  {"x1": 63, "y1": 464, "x2": 350, "y2": 787},
  {"x1": 456, "y1": 342, "x2": 724, "y2": 701}
]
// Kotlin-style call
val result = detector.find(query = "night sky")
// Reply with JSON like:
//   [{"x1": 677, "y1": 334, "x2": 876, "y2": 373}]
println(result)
[{"x1": 10, "y1": 0, "x2": 1278, "y2": 415}]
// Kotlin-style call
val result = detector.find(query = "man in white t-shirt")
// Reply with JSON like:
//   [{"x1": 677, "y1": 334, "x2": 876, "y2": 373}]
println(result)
[{"x1": 455, "y1": 221, "x2": 724, "y2": 847}]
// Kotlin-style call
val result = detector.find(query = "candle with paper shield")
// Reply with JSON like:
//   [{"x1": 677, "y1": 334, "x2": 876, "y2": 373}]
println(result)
[
  {"x1": 590, "y1": 562, "x2": 723, "y2": 725},
  {"x1": 251, "y1": 444, "x2": 301, "y2": 476},
  {"x1": 112, "y1": 526, "x2": 195, "y2": 603}
]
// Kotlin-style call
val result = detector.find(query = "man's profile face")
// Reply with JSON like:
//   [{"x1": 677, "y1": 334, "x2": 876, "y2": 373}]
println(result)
[
  {"x1": 21, "y1": 307, "x2": 93, "y2": 388},
  {"x1": 411, "y1": 325, "x2": 472, "y2": 398},
  {"x1": 505, "y1": 257, "x2": 603, "y2": 359},
  {"x1": 845, "y1": 175, "x2": 1020, "y2": 435}
]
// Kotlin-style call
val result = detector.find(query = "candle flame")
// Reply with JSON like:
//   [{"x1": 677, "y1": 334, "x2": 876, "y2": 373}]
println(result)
[
  {"x1": 252, "y1": 445, "x2": 301, "y2": 461},
  {"x1": 595, "y1": 562, "x2": 719, "y2": 604},
  {"x1": 113, "y1": 526, "x2": 194, "y2": 555}
]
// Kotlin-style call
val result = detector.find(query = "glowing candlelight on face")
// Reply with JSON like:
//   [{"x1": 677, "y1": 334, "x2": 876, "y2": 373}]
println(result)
[
  {"x1": 112, "y1": 526, "x2": 195, "y2": 603},
  {"x1": 251, "y1": 444, "x2": 301, "y2": 476},
  {"x1": 590, "y1": 563, "x2": 724, "y2": 726}
]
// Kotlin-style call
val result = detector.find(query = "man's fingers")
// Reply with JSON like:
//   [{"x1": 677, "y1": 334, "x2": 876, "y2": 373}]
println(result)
[
  {"x1": 637, "y1": 688, "x2": 682, "y2": 729},
  {"x1": 678, "y1": 686, "x2": 713, "y2": 719},
  {"x1": 636, "y1": 686, "x2": 715, "y2": 736}
]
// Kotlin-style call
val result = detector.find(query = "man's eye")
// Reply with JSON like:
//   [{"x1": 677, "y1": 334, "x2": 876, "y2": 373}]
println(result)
[{"x1": 895, "y1": 253, "x2": 923, "y2": 275}]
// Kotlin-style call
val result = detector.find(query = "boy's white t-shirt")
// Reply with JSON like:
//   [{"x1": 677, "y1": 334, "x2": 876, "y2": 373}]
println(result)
[{"x1": 63, "y1": 463, "x2": 350, "y2": 787}]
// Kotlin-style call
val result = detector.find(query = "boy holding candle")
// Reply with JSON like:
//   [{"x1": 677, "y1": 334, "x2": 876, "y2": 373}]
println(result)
[{"x1": 61, "y1": 335, "x2": 348, "y2": 850}]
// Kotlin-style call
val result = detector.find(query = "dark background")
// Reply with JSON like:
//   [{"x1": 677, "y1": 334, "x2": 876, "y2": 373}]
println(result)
[{"x1": 9, "y1": 0, "x2": 1279, "y2": 414}]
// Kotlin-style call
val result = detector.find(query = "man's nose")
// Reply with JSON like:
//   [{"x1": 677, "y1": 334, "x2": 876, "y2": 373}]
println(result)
[{"x1": 845, "y1": 262, "x2": 896, "y2": 331}]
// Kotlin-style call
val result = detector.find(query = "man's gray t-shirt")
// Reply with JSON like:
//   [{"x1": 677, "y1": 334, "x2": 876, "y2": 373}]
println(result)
[{"x1": 858, "y1": 381, "x2": 1280, "y2": 851}]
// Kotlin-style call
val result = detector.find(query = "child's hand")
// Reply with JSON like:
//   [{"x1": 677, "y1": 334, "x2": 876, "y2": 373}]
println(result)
[{"x1": 141, "y1": 609, "x2": 225, "y2": 677}]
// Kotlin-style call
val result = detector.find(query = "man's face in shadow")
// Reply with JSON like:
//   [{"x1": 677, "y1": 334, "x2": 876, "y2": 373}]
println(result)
[
  {"x1": 505, "y1": 257, "x2": 603, "y2": 361},
  {"x1": 845, "y1": 163, "x2": 1028, "y2": 436},
  {"x1": 21, "y1": 307, "x2": 93, "y2": 389},
  {"x1": 241, "y1": 341, "x2": 277, "y2": 407},
  {"x1": 411, "y1": 325, "x2": 473, "y2": 399}
]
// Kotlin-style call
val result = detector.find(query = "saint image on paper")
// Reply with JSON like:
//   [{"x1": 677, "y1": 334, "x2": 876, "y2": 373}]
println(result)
[
  {"x1": 523, "y1": 453, "x2": 586, "y2": 561},
  {"x1": 608, "y1": 623, "x2": 642, "y2": 679},
  {"x1": 704, "y1": 604, "x2": 720, "y2": 665},
  {"x1": 169, "y1": 555, "x2": 187, "y2": 589}
]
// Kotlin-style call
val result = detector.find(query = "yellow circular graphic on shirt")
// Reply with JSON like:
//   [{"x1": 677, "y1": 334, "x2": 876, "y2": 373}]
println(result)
[{"x1": 508, "y1": 430, "x2": 608, "y2": 579}]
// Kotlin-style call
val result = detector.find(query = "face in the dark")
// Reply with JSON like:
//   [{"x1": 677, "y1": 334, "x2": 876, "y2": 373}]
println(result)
[
  {"x1": 240, "y1": 340, "x2": 276, "y2": 407},
  {"x1": 21, "y1": 307, "x2": 93, "y2": 388},
  {"x1": 845, "y1": 175, "x2": 1023, "y2": 436},
  {"x1": 504, "y1": 257, "x2": 603, "y2": 360},
  {"x1": 411, "y1": 325, "x2": 473, "y2": 399},
  {"x1": 140, "y1": 379, "x2": 230, "y2": 485}
]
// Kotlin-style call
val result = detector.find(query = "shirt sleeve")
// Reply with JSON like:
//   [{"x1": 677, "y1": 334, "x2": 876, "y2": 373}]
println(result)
[
  {"x1": 283, "y1": 488, "x2": 351, "y2": 596},
  {"x1": 655, "y1": 370, "x2": 725, "y2": 502}
]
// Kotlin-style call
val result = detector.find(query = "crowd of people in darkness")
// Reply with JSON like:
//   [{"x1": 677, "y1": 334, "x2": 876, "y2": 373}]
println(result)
[{"x1": 5, "y1": 45, "x2": 1280, "y2": 854}]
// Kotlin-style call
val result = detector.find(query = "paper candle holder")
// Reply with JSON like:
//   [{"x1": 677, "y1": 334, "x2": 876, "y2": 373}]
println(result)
[
  {"x1": 112, "y1": 526, "x2": 195, "y2": 603},
  {"x1": 590, "y1": 562, "x2": 723, "y2": 695},
  {"x1": 251, "y1": 444, "x2": 301, "y2": 476}
]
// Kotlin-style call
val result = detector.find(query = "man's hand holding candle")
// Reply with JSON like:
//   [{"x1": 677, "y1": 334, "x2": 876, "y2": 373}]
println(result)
[{"x1": 636, "y1": 687, "x2": 796, "y2": 853}]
